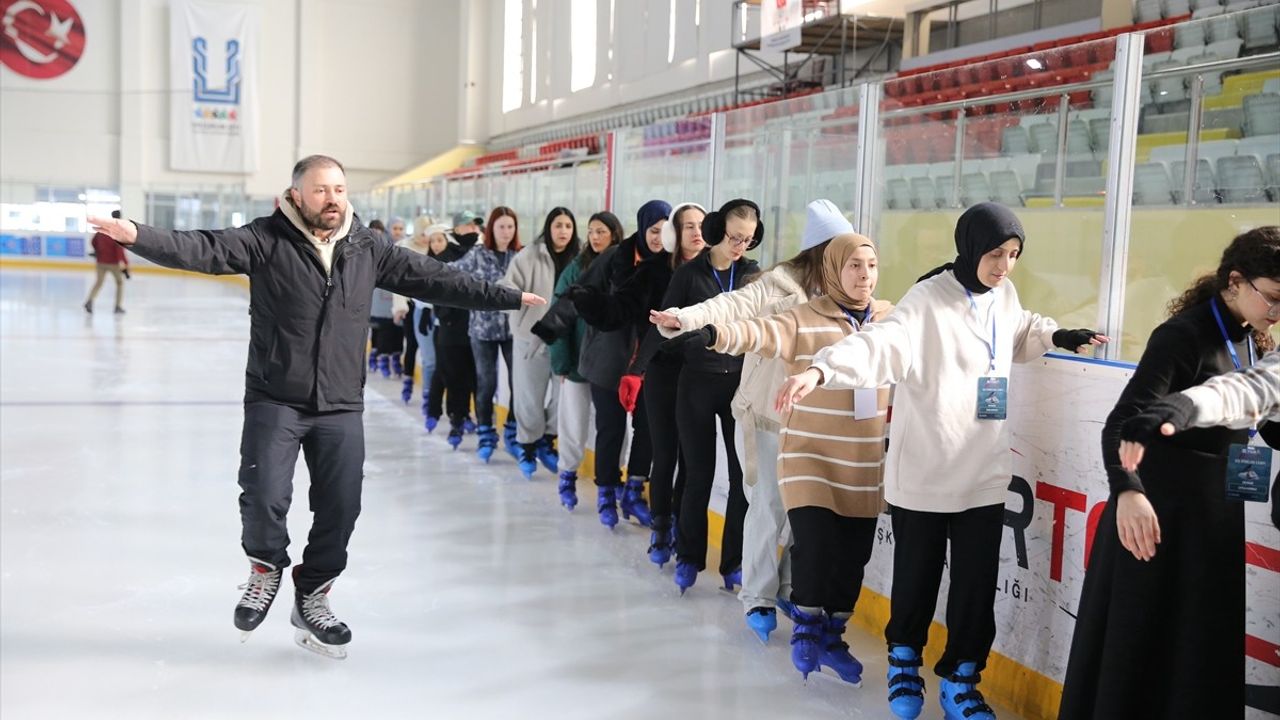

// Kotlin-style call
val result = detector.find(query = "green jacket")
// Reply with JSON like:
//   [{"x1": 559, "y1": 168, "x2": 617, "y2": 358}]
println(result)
[{"x1": 550, "y1": 255, "x2": 588, "y2": 382}]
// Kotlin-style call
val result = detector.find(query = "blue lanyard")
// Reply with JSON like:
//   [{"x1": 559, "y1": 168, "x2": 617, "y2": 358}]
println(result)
[
  {"x1": 1210, "y1": 296, "x2": 1258, "y2": 437},
  {"x1": 711, "y1": 264, "x2": 735, "y2": 293},
  {"x1": 965, "y1": 289, "x2": 997, "y2": 372},
  {"x1": 840, "y1": 305, "x2": 871, "y2": 330}
]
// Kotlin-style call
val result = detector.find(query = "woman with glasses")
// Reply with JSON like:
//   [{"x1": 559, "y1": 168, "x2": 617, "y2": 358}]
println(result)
[
  {"x1": 1060, "y1": 225, "x2": 1280, "y2": 720},
  {"x1": 656, "y1": 199, "x2": 763, "y2": 594}
]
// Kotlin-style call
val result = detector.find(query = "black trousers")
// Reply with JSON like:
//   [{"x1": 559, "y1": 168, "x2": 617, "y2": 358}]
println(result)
[
  {"x1": 237, "y1": 401, "x2": 364, "y2": 594},
  {"x1": 370, "y1": 319, "x2": 403, "y2": 355},
  {"x1": 429, "y1": 341, "x2": 476, "y2": 422},
  {"x1": 589, "y1": 382, "x2": 653, "y2": 488},
  {"x1": 402, "y1": 313, "x2": 418, "y2": 377},
  {"x1": 674, "y1": 369, "x2": 746, "y2": 575},
  {"x1": 884, "y1": 503, "x2": 1005, "y2": 677},
  {"x1": 644, "y1": 360, "x2": 686, "y2": 530},
  {"x1": 788, "y1": 506, "x2": 878, "y2": 614}
]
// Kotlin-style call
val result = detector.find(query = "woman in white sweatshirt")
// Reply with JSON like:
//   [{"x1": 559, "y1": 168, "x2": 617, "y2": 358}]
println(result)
[
  {"x1": 651, "y1": 199, "x2": 853, "y2": 643},
  {"x1": 776, "y1": 202, "x2": 1106, "y2": 720}
]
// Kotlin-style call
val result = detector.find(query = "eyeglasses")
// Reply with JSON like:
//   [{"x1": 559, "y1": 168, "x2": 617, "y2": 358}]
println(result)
[
  {"x1": 1246, "y1": 279, "x2": 1280, "y2": 318},
  {"x1": 725, "y1": 234, "x2": 751, "y2": 248}
]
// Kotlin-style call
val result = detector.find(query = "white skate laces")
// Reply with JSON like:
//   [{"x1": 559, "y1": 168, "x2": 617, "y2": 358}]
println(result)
[
  {"x1": 236, "y1": 559, "x2": 281, "y2": 611},
  {"x1": 298, "y1": 580, "x2": 342, "y2": 629}
]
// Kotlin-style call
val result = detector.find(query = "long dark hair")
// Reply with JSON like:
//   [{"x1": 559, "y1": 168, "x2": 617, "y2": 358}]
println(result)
[
  {"x1": 539, "y1": 207, "x2": 581, "y2": 253},
  {"x1": 584, "y1": 211, "x2": 624, "y2": 272},
  {"x1": 1167, "y1": 225, "x2": 1280, "y2": 352},
  {"x1": 775, "y1": 240, "x2": 830, "y2": 297},
  {"x1": 483, "y1": 206, "x2": 520, "y2": 252}
]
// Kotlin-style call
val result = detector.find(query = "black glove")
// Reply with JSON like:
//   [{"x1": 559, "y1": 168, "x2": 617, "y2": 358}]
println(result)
[
  {"x1": 1120, "y1": 393, "x2": 1197, "y2": 443},
  {"x1": 661, "y1": 325, "x2": 716, "y2": 353},
  {"x1": 1053, "y1": 328, "x2": 1101, "y2": 351},
  {"x1": 122, "y1": 267, "x2": 131, "y2": 280},
  {"x1": 530, "y1": 320, "x2": 558, "y2": 345},
  {"x1": 417, "y1": 307, "x2": 433, "y2": 335}
]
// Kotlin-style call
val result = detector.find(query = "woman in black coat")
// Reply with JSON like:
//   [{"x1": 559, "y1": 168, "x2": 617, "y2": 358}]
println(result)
[{"x1": 1060, "y1": 225, "x2": 1280, "y2": 719}]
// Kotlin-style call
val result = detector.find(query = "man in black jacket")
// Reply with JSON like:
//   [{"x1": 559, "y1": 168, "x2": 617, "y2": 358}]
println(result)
[{"x1": 87, "y1": 155, "x2": 544, "y2": 659}]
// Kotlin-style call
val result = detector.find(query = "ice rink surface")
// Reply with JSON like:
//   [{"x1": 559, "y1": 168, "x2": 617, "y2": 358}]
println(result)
[{"x1": 0, "y1": 268, "x2": 1021, "y2": 720}]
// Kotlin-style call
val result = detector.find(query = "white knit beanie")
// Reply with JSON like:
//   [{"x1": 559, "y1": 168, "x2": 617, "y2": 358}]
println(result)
[
  {"x1": 801, "y1": 199, "x2": 853, "y2": 251},
  {"x1": 660, "y1": 202, "x2": 707, "y2": 254}
]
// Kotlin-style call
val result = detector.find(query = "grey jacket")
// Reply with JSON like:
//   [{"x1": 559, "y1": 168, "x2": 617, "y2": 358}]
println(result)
[{"x1": 128, "y1": 205, "x2": 521, "y2": 411}]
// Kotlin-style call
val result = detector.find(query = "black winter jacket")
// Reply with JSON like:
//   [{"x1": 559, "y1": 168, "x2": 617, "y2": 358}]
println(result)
[
  {"x1": 429, "y1": 242, "x2": 475, "y2": 348},
  {"x1": 130, "y1": 211, "x2": 521, "y2": 411}
]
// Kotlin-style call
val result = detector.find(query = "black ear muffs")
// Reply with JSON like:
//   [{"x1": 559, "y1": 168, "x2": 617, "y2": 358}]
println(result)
[{"x1": 702, "y1": 199, "x2": 765, "y2": 251}]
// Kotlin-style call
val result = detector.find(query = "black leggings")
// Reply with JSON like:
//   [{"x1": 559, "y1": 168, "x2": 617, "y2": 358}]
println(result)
[
  {"x1": 370, "y1": 319, "x2": 403, "y2": 355},
  {"x1": 644, "y1": 360, "x2": 686, "y2": 530},
  {"x1": 429, "y1": 341, "x2": 476, "y2": 423},
  {"x1": 788, "y1": 507, "x2": 877, "y2": 614},
  {"x1": 590, "y1": 382, "x2": 653, "y2": 488},
  {"x1": 674, "y1": 369, "x2": 745, "y2": 575}
]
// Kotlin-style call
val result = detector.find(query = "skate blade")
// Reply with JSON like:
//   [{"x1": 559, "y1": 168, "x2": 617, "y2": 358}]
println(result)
[
  {"x1": 294, "y1": 629, "x2": 348, "y2": 660},
  {"x1": 239, "y1": 630, "x2": 252, "y2": 643},
  {"x1": 812, "y1": 668, "x2": 861, "y2": 688}
]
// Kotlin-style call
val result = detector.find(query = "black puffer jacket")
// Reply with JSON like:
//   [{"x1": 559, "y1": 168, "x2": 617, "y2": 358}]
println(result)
[{"x1": 130, "y1": 212, "x2": 520, "y2": 411}]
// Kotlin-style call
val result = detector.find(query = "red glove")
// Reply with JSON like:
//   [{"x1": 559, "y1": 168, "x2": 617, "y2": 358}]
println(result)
[{"x1": 618, "y1": 374, "x2": 643, "y2": 413}]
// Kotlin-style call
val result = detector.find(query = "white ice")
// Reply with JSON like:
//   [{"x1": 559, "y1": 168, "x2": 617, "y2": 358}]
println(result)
[{"x1": 0, "y1": 268, "x2": 1023, "y2": 720}]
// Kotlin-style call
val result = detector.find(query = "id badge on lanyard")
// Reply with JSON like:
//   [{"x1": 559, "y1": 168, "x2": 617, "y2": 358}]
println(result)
[
  {"x1": 1211, "y1": 298, "x2": 1272, "y2": 501},
  {"x1": 842, "y1": 306, "x2": 881, "y2": 421},
  {"x1": 968, "y1": 290, "x2": 1007, "y2": 420}
]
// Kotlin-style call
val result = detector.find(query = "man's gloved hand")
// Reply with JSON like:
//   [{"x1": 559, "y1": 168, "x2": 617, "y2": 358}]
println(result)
[
  {"x1": 660, "y1": 325, "x2": 717, "y2": 353},
  {"x1": 618, "y1": 374, "x2": 643, "y2": 413},
  {"x1": 1121, "y1": 393, "x2": 1197, "y2": 443},
  {"x1": 530, "y1": 320, "x2": 558, "y2": 345}
]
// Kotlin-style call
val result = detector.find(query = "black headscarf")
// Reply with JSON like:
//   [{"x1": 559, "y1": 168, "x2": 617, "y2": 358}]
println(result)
[
  {"x1": 634, "y1": 200, "x2": 673, "y2": 260},
  {"x1": 917, "y1": 202, "x2": 1026, "y2": 295}
]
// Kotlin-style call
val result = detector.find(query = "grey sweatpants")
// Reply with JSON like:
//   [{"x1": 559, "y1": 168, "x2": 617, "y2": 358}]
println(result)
[
  {"x1": 511, "y1": 337, "x2": 560, "y2": 444},
  {"x1": 237, "y1": 401, "x2": 364, "y2": 594},
  {"x1": 739, "y1": 426, "x2": 793, "y2": 611}
]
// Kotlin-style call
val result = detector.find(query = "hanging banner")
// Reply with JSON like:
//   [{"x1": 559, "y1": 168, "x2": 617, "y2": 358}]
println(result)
[
  {"x1": 168, "y1": 0, "x2": 258, "y2": 173},
  {"x1": 761, "y1": 0, "x2": 802, "y2": 52}
]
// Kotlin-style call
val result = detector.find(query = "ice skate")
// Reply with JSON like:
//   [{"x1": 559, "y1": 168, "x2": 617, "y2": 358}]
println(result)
[
  {"x1": 502, "y1": 419, "x2": 520, "y2": 459},
  {"x1": 817, "y1": 612, "x2": 863, "y2": 686},
  {"x1": 463, "y1": 416, "x2": 477, "y2": 434},
  {"x1": 939, "y1": 661, "x2": 995, "y2": 720},
  {"x1": 476, "y1": 425, "x2": 498, "y2": 462},
  {"x1": 618, "y1": 476, "x2": 652, "y2": 526},
  {"x1": 377, "y1": 354, "x2": 391, "y2": 377},
  {"x1": 518, "y1": 444, "x2": 538, "y2": 479},
  {"x1": 674, "y1": 561, "x2": 697, "y2": 595},
  {"x1": 789, "y1": 606, "x2": 825, "y2": 681},
  {"x1": 390, "y1": 354, "x2": 403, "y2": 378},
  {"x1": 721, "y1": 568, "x2": 742, "y2": 593},
  {"x1": 557, "y1": 471, "x2": 578, "y2": 510},
  {"x1": 447, "y1": 425, "x2": 464, "y2": 450},
  {"x1": 596, "y1": 485, "x2": 619, "y2": 529},
  {"x1": 367, "y1": 349, "x2": 378, "y2": 372},
  {"x1": 745, "y1": 606, "x2": 777, "y2": 644},
  {"x1": 401, "y1": 378, "x2": 413, "y2": 404},
  {"x1": 233, "y1": 557, "x2": 282, "y2": 642},
  {"x1": 887, "y1": 645, "x2": 926, "y2": 719},
  {"x1": 535, "y1": 435, "x2": 559, "y2": 474},
  {"x1": 425, "y1": 415, "x2": 439, "y2": 433},
  {"x1": 290, "y1": 576, "x2": 351, "y2": 660},
  {"x1": 647, "y1": 516, "x2": 672, "y2": 568}
]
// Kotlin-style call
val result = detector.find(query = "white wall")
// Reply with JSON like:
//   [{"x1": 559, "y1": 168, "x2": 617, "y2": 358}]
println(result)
[
  {"x1": 1, "y1": 0, "x2": 464, "y2": 207},
  {"x1": 483, "y1": 0, "x2": 776, "y2": 138}
]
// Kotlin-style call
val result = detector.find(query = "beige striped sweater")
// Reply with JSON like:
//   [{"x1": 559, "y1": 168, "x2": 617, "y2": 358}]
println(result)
[{"x1": 710, "y1": 295, "x2": 894, "y2": 518}]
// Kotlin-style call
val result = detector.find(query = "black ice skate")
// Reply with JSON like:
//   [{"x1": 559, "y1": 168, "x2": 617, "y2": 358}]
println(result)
[
  {"x1": 290, "y1": 577, "x2": 352, "y2": 660},
  {"x1": 234, "y1": 557, "x2": 282, "y2": 642}
]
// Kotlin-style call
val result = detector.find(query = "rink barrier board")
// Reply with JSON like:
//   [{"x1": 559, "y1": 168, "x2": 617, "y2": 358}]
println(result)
[{"x1": 7, "y1": 262, "x2": 1276, "y2": 720}]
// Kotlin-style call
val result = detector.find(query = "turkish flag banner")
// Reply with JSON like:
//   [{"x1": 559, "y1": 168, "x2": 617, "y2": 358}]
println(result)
[{"x1": 0, "y1": 0, "x2": 85, "y2": 80}]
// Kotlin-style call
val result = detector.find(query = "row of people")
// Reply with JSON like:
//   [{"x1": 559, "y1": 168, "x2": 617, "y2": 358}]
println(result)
[{"x1": 396, "y1": 196, "x2": 1279, "y2": 719}]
